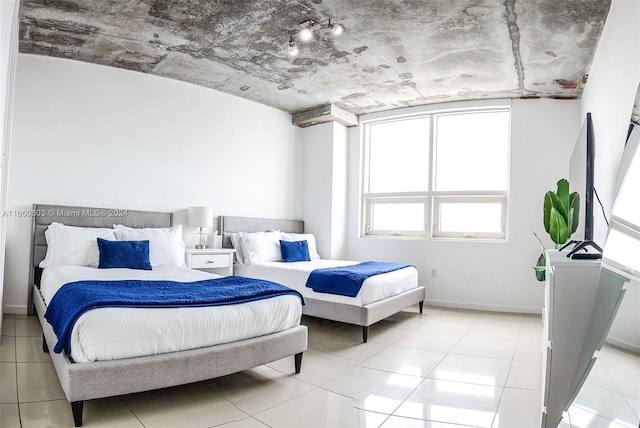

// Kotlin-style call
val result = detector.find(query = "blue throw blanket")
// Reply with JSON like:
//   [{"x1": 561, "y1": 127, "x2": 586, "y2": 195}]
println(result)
[
  {"x1": 45, "y1": 276, "x2": 304, "y2": 354},
  {"x1": 306, "y1": 261, "x2": 412, "y2": 297}
]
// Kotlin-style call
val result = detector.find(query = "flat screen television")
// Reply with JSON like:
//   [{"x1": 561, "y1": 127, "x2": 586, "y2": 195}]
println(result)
[{"x1": 562, "y1": 112, "x2": 603, "y2": 259}]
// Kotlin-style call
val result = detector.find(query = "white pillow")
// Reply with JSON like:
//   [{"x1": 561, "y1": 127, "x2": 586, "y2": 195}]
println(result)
[
  {"x1": 239, "y1": 231, "x2": 282, "y2": 265},
  {"x1": 39, "y1": 223, "x2": 117, "y2": 268},
  {"x1": 114, "y1": 224, "x2": 185, "y2": 267},
  {"x1": 280, "y1": 232, "x2": 321, "y2": 259},
  {"x1": 229, "y1": 233, "x2": 247, "y2": 265}
]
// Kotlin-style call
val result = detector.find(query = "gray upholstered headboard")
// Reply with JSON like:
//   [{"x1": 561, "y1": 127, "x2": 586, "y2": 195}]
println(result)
[
  {"x1": 29, "y1": 203, "x2": 172, "y2": 312},
  {"x1": 218, "y1": 216, "x2": 304, "y2": 249}
]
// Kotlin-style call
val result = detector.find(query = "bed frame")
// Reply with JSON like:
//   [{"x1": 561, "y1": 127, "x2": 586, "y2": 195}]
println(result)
[
  {"x1": 30, "y1": 204, "x2": 307, "y2": 427},
  {"x1": 219, "y1": 215, "x2": 425, "y2": 342}
]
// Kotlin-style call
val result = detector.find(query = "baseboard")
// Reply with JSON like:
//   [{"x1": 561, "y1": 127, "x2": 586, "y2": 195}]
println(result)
[
  {"x1": 2, "y1": 304, "x2": 28, "y2": 315},
  {"x1": 604, "y1": 336, "x2": 640, "y2": 354},
  {"x1": 425, "y1": 298, "x2": 542, "y2": 315}
]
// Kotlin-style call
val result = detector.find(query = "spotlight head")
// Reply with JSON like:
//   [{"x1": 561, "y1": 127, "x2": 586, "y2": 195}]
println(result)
[
  {"x1": 330, "y1": 22, "x2": 344, "y2": 36},
  {"x1": 298, "y1": 27, "x2": 314, "y2": 43},
  {"x1": 287, "y1": 37, "x2": 299, "y2": 56}
]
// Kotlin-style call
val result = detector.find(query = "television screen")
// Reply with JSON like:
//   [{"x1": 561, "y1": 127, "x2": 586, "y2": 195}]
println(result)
[
  {"x1": 569, "y1": 114, "x2": 589, "y2": 240},
  {"x1": 567, "y1": 112, "x2": 600, "y2": 257}
]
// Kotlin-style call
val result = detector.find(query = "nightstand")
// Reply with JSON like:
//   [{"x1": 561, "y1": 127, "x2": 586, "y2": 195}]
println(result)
[{"x1": 185, "y1": 248, "x2": 236, "y2": 277}]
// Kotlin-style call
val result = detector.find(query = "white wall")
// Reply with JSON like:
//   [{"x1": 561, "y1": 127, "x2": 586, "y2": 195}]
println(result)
[
  {"x1": 301, "y1": 123, "x2": 333, "y2": 259},
  {"x1": 330, "y1": 123, "x2": 348, "y2": 260},
  {"x1": 579, "y1": 0, "x2": 640, "y2": 350},
  {"x1": 301, "y1": 122, "x2": 348, "y2": 260},
  {"x1": 345, "y1": 99, "x2": 580, "y2": 313},
  {"x1": 4, "y1": 54, "x2": 302, "y2": 312},
  {"x1": 0, "y1": 0, "x2": 20, "y2": 335}
]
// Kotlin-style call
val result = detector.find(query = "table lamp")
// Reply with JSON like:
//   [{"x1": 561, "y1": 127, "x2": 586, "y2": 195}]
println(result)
[{"x1": 188, "y1": 206, "x2": 213, "y2": 249}]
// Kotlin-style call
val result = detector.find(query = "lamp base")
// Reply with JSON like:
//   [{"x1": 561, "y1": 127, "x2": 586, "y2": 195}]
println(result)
[{"x1": 195, "y1": 230, "x2": 208, "y2": 249}]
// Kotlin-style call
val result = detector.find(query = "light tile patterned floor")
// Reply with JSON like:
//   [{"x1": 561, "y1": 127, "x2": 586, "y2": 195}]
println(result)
[{"x1": 1, "y1": 307, "x2": 638, "y2": 427}]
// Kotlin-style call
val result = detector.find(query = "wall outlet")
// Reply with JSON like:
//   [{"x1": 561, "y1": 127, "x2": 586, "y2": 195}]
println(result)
[{"x1": 431, "y1": 268, "x2": 436, "y2": 277}]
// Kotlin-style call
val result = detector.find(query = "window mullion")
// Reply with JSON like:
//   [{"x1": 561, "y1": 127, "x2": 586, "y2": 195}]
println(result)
[{"x1": 428, "y1": 114, "x2": 436, "y2": 237}]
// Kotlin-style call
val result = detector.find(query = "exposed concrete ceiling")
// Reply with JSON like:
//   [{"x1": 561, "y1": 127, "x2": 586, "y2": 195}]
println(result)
[{"x1": 18, "y1": 0, "x2": 611, "y2": 119}]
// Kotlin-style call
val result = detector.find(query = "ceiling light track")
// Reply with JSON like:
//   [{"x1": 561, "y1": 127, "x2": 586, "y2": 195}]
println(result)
[{"x1": 287, "y1": 18, "x2": 344, "y2": 57}]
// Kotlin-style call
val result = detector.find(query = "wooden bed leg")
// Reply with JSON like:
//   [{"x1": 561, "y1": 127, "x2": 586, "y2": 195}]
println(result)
[
  {"x1": 362, "y1": 326, "x2": 369, "y2": 343},
  {"x1": 71, "y1": 401, "x2": 83, "y2": 427},
  {"x1": 42, "y1": 334, "x2": 49, "y2": 353},
  {"x1": 294, "y1": 352, "x2": 303, "y2": 374},
  {"x1": 419, "y1": 301, "x2": 424, "y2": 313}
]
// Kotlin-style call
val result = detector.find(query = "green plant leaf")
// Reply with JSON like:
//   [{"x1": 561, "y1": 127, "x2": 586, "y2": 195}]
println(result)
[
  {"x1": 534, "y1": 252, "x2": 546, "y2": 281},
  {"x1": 556, "y1": 179, "x2": 570, "y2": 215},
  {"x1": 549, "y1": 206, "x2": 569, "y2": 245},
  {"x1": 543, "y1": 192, "x2": 554, "y2": 233},
  {"x1": 569, "y1": 191, "x2": 580, "y2": 234},
  {"x1": 568, "y1": 207, "x2": 574, "y2": 239},
  {"x1": 548, "y1": 191, "x2": 568, "y2": 224}
]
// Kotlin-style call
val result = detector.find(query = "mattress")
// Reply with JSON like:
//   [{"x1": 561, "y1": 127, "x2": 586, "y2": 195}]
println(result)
[
  {"x1": 234, "y1": 260, "x2": 419, "y2": 306},
  {"x1": 40, "y1": 266, "x2": 302, "y2": 363}
]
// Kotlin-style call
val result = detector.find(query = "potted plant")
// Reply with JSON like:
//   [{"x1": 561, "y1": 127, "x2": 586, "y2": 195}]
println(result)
[{"x1": 533, "y1": 178, "x2": 580, "y2": 281}]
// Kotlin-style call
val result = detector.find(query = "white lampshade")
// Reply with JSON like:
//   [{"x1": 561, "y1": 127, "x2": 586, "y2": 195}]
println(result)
[{"x1": 188, "y1": 206, "x2": 213, "y2": 228}]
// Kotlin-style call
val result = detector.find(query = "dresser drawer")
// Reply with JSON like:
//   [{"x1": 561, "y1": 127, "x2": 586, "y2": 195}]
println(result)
[{"x1": 189, "y1": 254, "x2": 230, "y2": 269}]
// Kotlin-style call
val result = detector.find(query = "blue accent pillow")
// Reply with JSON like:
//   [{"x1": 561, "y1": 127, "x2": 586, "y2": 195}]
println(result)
[
  {"x1": 280, "y1": 240, "x2": 311, "y2": 263},
  {"x1": 97, "y1": 238, "x2": 152, "y2": 270}
]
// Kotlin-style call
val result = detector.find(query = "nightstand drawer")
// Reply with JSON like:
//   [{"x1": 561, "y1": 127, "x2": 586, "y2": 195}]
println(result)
[{"x1": 189, "y1": 254, "x2": 230, "y2": 269}]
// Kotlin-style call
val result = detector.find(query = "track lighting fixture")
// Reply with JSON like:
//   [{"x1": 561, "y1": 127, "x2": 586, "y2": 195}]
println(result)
[
  {"x1": 285, "y1": 17, "x2": 344, "y2": 57},
  {"x1": 287, "y1": 37, "x2": 299, "y2": 56}
]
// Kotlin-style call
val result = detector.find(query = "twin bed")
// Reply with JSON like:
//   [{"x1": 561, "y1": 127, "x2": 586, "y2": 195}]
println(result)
[
  {"x1": 30, "y1": 206, "x2": 424, "y2": 427},
  {"x1": 219, "y1": 215, "x2": 425, "y2": 342}
]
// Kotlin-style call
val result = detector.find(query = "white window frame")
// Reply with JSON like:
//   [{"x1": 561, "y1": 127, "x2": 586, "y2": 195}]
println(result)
[
  {"x1": 602, "y1": 215, "x2": 640, "y2": 282},
  {"x1": 360, "y1": 103, "x2": 510, "y2": 240},
  {"x1": 432, "y1": 193, "x2": 508, "y2": 239},
  {"x1": 363, "y1": 195, "x2": 431, "y2": 237}
]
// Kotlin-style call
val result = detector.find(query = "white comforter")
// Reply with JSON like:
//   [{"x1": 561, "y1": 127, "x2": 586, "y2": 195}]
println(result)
[
  {"x1": 41, "y1": 266, "x2": 302, "y2": 363},
  {"x1": 234, "y1": 260, "x2": 419, "y2": 306}
]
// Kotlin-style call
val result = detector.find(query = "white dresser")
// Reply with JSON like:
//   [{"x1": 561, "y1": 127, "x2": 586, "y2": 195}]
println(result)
[{"x1": 541, "y1": 250, "x2": 627, "y2": 427}]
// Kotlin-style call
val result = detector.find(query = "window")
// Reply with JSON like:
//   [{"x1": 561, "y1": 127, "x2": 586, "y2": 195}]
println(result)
[
  {"x1": 362, "y1": 108, "x2": 510, "y2": 239},
  {"x1": 602, "y1": 142, "x2": 640, "y2": 280}
]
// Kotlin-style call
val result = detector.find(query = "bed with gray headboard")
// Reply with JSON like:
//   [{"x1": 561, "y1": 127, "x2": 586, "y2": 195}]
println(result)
[
  {"x1": 219, "y1": 215, "x2": 425, "y2": 342},
  {"x1": 30, "y1": 204, "x2": 307, "y2": 427}
]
